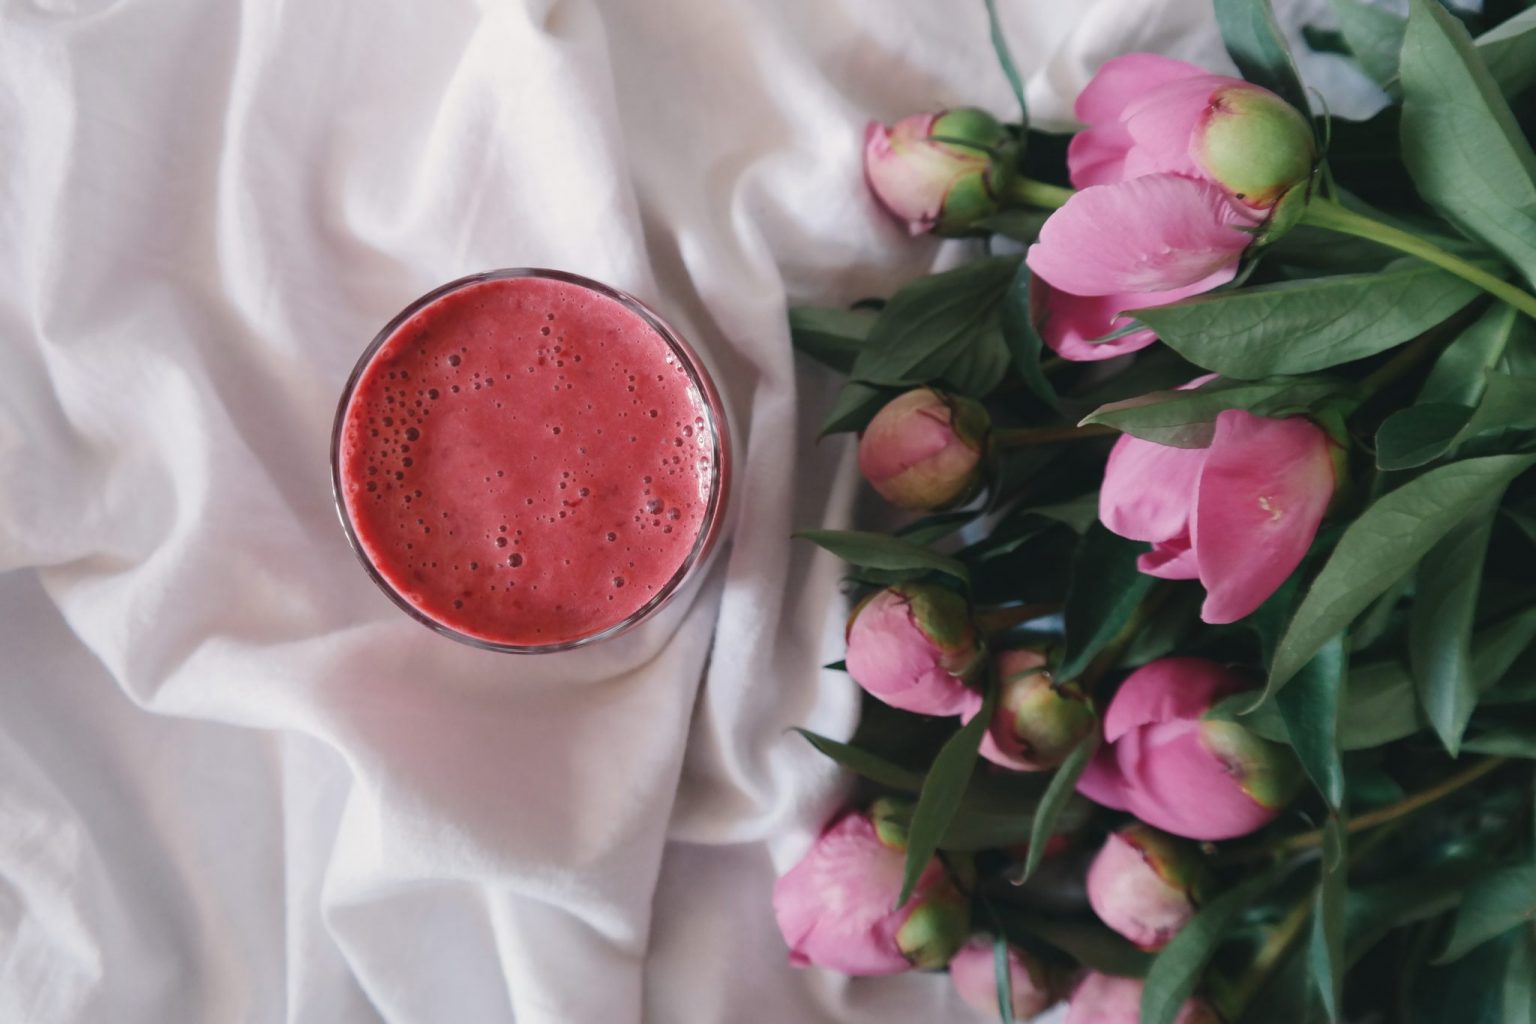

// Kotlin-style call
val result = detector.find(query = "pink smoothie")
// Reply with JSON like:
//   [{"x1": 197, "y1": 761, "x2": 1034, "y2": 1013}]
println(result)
[{"x1": 336, "y1": 273, "x2": 721, "y2": 648}]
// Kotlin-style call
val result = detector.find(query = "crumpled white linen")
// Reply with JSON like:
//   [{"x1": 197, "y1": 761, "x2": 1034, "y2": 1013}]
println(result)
[{"x1": 0, "y1": 0, "x2": 1377, "y2": 1021}]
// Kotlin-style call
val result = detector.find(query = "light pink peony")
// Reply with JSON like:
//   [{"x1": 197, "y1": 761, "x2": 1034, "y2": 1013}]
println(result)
[
  {"x1": 962, "y1": 648, "x2": 1096, "y2": 771},
  {"x1": 1099, "y1": 401, "x2": 1337, "y2": 624},
  {"x1": 1065, "y1": 971, "x2": 1220, "y2": 1024},
  {"x1": 1086, "y1": 825, "x2": 1205, "y2": 950},
  {"x1": 865, "y1": 109, "x2": 1008, "y2": 236},
  {"x1": 1028, "y1": 53, "x2": 1314, "y2": 362},
  {"x1": 1077, "y1": 658, "x2": 1300, "y2": 841},
  {"x1": 859, "y1": 388, "x2": 989, "y2": 510},
  {"x1": 774, "y1": 805, "x2": 969, "y2": 975},
  {"x1": 949, "y1": 939, "x2": 1060, "y2": 1020},
  {"x1": 844, "y1": 584, "x2": 982, "y2": 716}
]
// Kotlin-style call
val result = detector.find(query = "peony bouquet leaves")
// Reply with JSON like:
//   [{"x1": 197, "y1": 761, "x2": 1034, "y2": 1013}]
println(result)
[{"x1": 780, "y1": 0, "x2": 1536, "y2": 1020}]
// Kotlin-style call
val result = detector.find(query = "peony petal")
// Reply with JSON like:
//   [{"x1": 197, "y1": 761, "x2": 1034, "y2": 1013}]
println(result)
[
  {"x1": 1099, "y1": 434, "x2": 1206, "y2": 544},
  {"x1": 1076, "y1": 744, "x2": 1132, "y2": 811},
  {"x1": 1119, "y1": 74, "x2": 1239, "y2": 181},
  {"x1": 1191, "y1": 410, "x2": 1336, "y2": 624},
  {"x1": 845, "y1": 590, "x2": 979, "y2": 716},
  {"x1": 1086, "y1": 831, "x2": 1194, "y2": 949},
  {"x1": 773, "y1": 814, "x2": 916, "y2": 974},
  {"x1": 1026, "y1": 175, "x2": 1256, "y2": 296},
  {"x1": 1138, "y1": 537, "x2": 1200, "y2": 579},
  {"x1": 1074, "y1": 53, "x2": 1211, "y2": 127},
  {"x1": 1102, "y1": 657, "x2": 1248, "y2": 741},
  {"x1": 1116, "y1": 721, "x2": 1282, "y2": 840},
  {"x1": 1067, "y1": 121, "x2": 1136, "y2": 189},
  {"x1": 1033, "y1": 272, "x2": 1230, "y2": 362}
]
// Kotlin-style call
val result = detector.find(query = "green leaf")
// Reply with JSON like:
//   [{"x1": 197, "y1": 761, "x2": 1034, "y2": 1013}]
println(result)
[
  {"x1": 1401, "y1": 0, "x2": 1536, "y2": 289},
  {"x1": 982, "y1": 0, "x2": 1027, "y2": 120},
  {"x1": 1310, "y1": 817, "x2": 1348, "y2": 1020},
  {"x1": 793, "y1": 730, "x2": 925, "y2": 790},
  {"x1": 999, "y1": 263, "x2": 1060, "y2": 411},
  {"x1": 1415, "y1": 931, "x2": 1522, "y2": 1023},
  {"x1": 898, "y1": 683, "x2": 995, "y2": 905},
  {"x1": 1056, "y1": 525, "x2": 1154, "y2": 681},
  {"x1": 1338, "y1": 660, "x2": 1422, "y2": 750},
  {"x1": 1504, "y1": 930, "x2": 1536, "y2": 1024},
  {"x1": 1130, "y1": 264, "x2": 1481, "y2": 379},
  {"x1": 796, "y1": 529, "x2": 970, "y2": 585},
  {"x1": 995, "y1": 908, "x2": 1154, "y2": 978},
  {"x1": 1419, "y1": 303, "x2": 1530, "y2": 406},
  {"x1": 1477, "y1": 606, "x2": 1536, "y2": 701},
  {"x1": 1474, "y1": 6, "x2": 1536, "y2": 98},
  {"x1": 1019, "y1": 729, "x2": 1097, "y2": 882},
  {"x1": 1082, "y1": 376, "x2": 1344, "y2": 448},
  {"x1": 819, "y1": 381, "x2": 892, "y2": 437},
  {"x1": 1277, "y1": 634, "x2": 1346, "y2": 808},
  {"x1": 1332, "y1": 0, "x2": 1407, "y2": 88},
  {"x1": 1380, "y1": 371, "x2": 1536, "y2": 469},
  {"x1": 1461, "y1": 711, "x2": 1536, "y2": 757},
  {"x1": 994, "y1": 931, "x2": 1018, "y2": 1024},
  {"x1": 1409, "y1": 500, "x2": 1498, "y2": 754},
  {"x1": 1141, "y1": 871, "x2": 1278, "y2": 1024},
  {"x1": 1264, "y1": 454, "x2": 1536, "y2": 703},
  {"x1": 849, "y1": 256, "x2": 1020, "y2": 397},
  {"x1": 1213, "y1": 0, "x2": 1313, "y2": 119},
  {"x1": 897, "y1": 510, "x2": 979, "y2": 546},
  {"x1": 789, "y1": 307, "x2": 874, "y2": 374}
]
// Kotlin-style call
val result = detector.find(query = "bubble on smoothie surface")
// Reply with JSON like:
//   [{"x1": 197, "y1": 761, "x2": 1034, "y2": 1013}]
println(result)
[{"x1": 338, "y1": 276, "x2": 715, "y2": 646}]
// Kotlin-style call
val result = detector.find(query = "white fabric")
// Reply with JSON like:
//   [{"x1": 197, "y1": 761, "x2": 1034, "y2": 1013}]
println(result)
[{"x1": 0, "y1": 0, "x2": 1375, "y2": 1021}]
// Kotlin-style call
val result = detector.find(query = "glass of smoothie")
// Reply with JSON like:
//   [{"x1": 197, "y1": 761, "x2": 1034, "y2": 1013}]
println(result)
[{"x1": 331, "y1": 269, "x2": 731, "y2": 653}]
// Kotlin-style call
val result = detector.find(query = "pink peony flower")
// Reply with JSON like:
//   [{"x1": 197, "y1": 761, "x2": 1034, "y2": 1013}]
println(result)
[
  {"x1": 962, "y1": 648, "x2": 1096, "y2": 771},
  {"x1": 1077, "y1": 658, "x2": 1300, "y2": 841},
  {"x1": 844, "y1": 584, "x2": 983, "y2": 716},
  {"x1": 949, "y1": 938, "x2": 1061, "y2": 1020},
  {"x1": 859, "y1": 388, "x2": 989, "y2": 510},
  {"x1": 1066, "y1": 971, "x2": 1220, "y2": 1024},
  {"x1": 1028, "y1": 53, "x2": 1315, "y2": 362},
  {"x1": 1099, "y1": 401, "x2": 1337, "y2": 624},
  {"x1": 774, "y1": 802, "x2": 970, "y2": 974},
  {"x1": 865, "y1": 109, "x2": 1008, "y2": 237},
  {"x1": 1086, "y1": 825, "x2": 1206, "y2": 950}
]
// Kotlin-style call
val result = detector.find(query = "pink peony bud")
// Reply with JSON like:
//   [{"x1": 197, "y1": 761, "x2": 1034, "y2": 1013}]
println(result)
[
  {"x1": 858, "y1": 388, "x2": 989, "y2": 510},
  {"x1": 949, "y1": 938, "x2": 1061, "y2": 1020},
  {"x1": 845, "y1": 584, "x2": 983, "y2": 716},
  {"x1": 1077, "y1": 658, "x2": 1301, "y2": 841},
  {"x1": 864, "y1": 108, "x2": 1009, "y2": 237},
  {"x1": 1099, "y1": 399, "x2": 1338, "y2": 624},
  {"x1": 774, "y1": 801, "x2": 970, "y2": 975},
  {"x1": 1065, "y1": 971, "x2": 1220, "y2": 1024},
  {"x1": 962, "y1": 649, "x2": 1096, "y2": 771},
  {"x1": 1086, "y1": 825, "x2": 1207, "y2": 950},
  {"x1": 1027, "y1": 53, "x2": 1314, "y2": 363}
]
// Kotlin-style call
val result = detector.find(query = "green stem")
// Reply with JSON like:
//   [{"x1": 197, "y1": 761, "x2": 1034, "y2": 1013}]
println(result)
[
  {"x1": 1302, "y1": 198, "x2": 1536, "y2": 320},
  {"x1": 1003, "y1": 177, "x2": 1074, "y2": 210},
  {"x1": 1222, "y1": 757, "x2": 1508, "y2": 864},
  {"x1": 995, "y1": 423, "x2": 1117, "y2": 447},
  {"x1": 1224, "y1": 895, "x2": 1314, "y2": 1018}
]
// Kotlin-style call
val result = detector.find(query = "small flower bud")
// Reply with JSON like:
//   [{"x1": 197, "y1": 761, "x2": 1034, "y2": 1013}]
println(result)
[
  {"x1": 949, "y1": 939, "x2": 1061, "y2": 1020},
  {"x1": 858, "y1": 388, "x2": 989, "y2": 511},
  {"x1": 845, "y1": 584, "x2": 983, "y2": 717},
  {"x1": 864, "y1": 108, "x2": 1009, "y2": 236},
  {"x1": 1194, "y1": 84, "x2": 1316, "y2": 210},
  {"x1": 972, "y1": 649, "x2": 1097, "y2": 771},
  {"x1": 1086, "y1": 825, "x2": 1207, "y2": 950}
]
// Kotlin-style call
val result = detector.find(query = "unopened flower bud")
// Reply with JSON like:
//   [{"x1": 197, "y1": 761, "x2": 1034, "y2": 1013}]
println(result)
[
  {"x1": 774, "y1": 801, "x2": 971, "y2": 975},
  {"x1": 864, "y1": 108, "x2": 1009, "y2": 236},
  {"x1": 845, "y1": 584, "x2": 983, "y2": 716},
  {"x1": 1066, "y1": 972, "x2": 1219, "y2": 1024},
  {"x1": 949, "y1": 938, "x2": 1061, "y2": 1020},
  {"x1": 1086, "y1": 825, "x2": 1207, "y2": 950},
  {"x1": 1194, "y1": 83, "x2": 1316, "y2": 210},
  {"x1": 858, "y1": 388, "x2": 989, "y2": 511},
  {"x1": 968, "y1": 649, "x2": 1097, "y2": 771}
]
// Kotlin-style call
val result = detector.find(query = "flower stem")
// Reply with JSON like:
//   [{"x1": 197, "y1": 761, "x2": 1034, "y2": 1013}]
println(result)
[
  {"x1": 994, "y1": 423, "x2": 1117, "y2": 447},
  {"x1": 1223, "y1": 895, "x2": 1314, "y2": 1018},
  {"x1": 1221, "y1": 757, "x2": 1509, "y2": 864},
  {"x1": 1301, "y1": 198, "x2": 1536, "y2": 320},
  {"x1": 1003, "y1": 177, "x2": 1074, "y2": 211}
]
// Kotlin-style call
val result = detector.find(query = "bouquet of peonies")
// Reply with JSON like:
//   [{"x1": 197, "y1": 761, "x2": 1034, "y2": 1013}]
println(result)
[{"x1": 778, "y1": 0, "x2": 1536, "y2": 1020}]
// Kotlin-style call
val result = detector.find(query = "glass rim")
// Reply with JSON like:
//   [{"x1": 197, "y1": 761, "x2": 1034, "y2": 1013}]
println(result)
[{"x1": 330, "y1": 267, "x2": 732, "y2": 654}]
